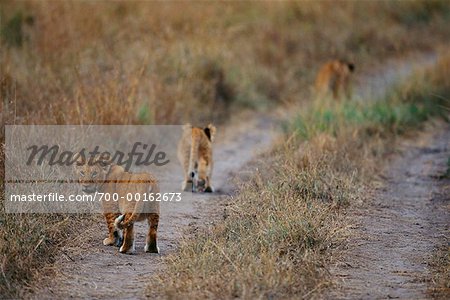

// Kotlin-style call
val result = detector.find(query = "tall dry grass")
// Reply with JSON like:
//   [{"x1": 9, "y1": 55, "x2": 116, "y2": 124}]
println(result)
[
  {"x1": 1, "y1": 0, "x2": 450, "y2": 297},
  {"x1": 1, "y1": 1, "x2": 449, "y2": 126}
]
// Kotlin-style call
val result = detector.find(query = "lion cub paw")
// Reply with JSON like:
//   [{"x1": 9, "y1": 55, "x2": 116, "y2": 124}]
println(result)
[
  {"x1": 114, "y1": 230, "x2": 123, "y2": 247},
  {"x1": 119, "y1": 241, "x2": 136, "y2": 255},
  {"x1": 182, "y1": 180, "x2": 193, "y2": 192},
  {"x1": 144, "y1": 243, "x2": 160, "y2": 253},
  {"x1": 103, "y1": 237, "x2": 116, "y2": 246},
  {"x1": 103, "y1": 231, "x2": 123, "y2": 246}
]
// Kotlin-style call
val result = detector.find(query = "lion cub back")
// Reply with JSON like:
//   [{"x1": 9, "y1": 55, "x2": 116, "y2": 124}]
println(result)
[
  {"x1": 103, "y1": 165, "x2": 160, "y2": 218},
  {"x1": 315, "y1": 59, "x2": 355, "y2": 99},
  {"x1": 177, "y1": 124, "x2": 215, "y2": 171},
  {"x1": 177, "y1": 123, "x2": 216, "y2": 192}
]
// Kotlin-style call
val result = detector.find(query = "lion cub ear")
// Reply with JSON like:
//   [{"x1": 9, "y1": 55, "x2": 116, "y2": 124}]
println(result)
[
  {"x1": 204, "y1": 124, "x2": 216, "y2": 142},
  {"x1": 182, "y1": 123, "x2": 192, "y2": 132},
  {"x1": 72, "y1": 152, "x2": 85, "y2": 171},
  {"x1": 348, "y1": 63, "x2": 355, "y2": 72},
  {"x1": 96, "y1": 153, "x2": 112, "y2": 173}
]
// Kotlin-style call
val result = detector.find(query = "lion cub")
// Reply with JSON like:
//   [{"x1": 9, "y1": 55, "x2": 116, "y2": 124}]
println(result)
[
  {"x1": 315, "y1": 59, "x2": 355, "y2": 99},
  {"x1": 74, "y1": 154, "x2": 160, "y2": 254},
  {"x1": 177, "y1": 123, "x2": 216, "y2": 193}
]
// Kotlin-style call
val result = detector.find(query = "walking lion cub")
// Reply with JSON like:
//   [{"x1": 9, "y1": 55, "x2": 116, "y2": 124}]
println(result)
[
  {"x1": 315, "y1": 59, "x2": 355, "y2": 99},
  {"x1": 177, "y1": 123, "x2": 216, "y2": 193},
  {"x1": 74, "y1": 154, "x2": 160, "y2": 254}
]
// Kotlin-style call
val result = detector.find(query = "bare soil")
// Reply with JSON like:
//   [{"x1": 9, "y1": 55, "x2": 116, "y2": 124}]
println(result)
[{"x1": 329, "y1": 122, "x2": 449, "y2": 299}]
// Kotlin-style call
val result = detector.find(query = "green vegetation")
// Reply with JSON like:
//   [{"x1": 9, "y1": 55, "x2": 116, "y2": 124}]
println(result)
[
  {"x1": 1, "y1": 12, "x2": 24, "y2": 47},
  {"x1": 290, "y1": 52, "x2": 450, "y2": 141},
  {"x1": 290, "y1": 71, "x2": 449, "y2": 140}
]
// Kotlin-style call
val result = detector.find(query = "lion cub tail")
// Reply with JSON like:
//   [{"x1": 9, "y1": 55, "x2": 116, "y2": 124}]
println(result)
[
  {"x1": 114, "y1": 214, "x2": 127, "y2": 230},
  {"x1": 114, "y1": 184, "x2": 156, "y2": 229},
  {"x1": 188, "y1": 128, "x2": 201, "y2": 179},
  {"x1": 187, "y1": 124, "x2": 216, "y2": 180},
  {"x1": 115, "y1": 211, "x2": 143, "y2": 230}
]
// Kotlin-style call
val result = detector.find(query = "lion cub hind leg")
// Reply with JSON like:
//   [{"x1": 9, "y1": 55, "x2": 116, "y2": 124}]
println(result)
[
  {"x1": 103, "y1": 212, "x2": 121, "y2": 246},
  {"x1": 115, "y1": 213, "x2": 136, "y2": 254},
  {"x1": 119, "y1": 224, "x2": 136, "y2": 254},
  {"x1": 203, "y1": 176, "x2": 214, "y2": 193},
  {"x1": 145, "y1": 213, "x2": 160, "y2": 253},
  {"x1": 182, "y1": 178, "x2": 194, "y2": 192},
  {"x1": 113, "y1": 229, "x2": 123, "y2": 247}
]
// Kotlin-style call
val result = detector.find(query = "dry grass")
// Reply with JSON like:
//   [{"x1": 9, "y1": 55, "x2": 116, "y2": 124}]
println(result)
[
  {"x1": 428, "y1": 155, "x2": 450, "y2": 298},
  {"x1": 429, "y1": 245, "x2": 450, "y2": 298},
  {"x1": 149, "y1": 135, "x2": 372, "y2": 299},
  {"x1": 1, "y1": 1, "x2": 449, "y2": 126},
  {"x1": 149, "y1": 55, "x2": 450, "y2": 299},
  {"x1": 1, "y1": 1, "x2": 450, "y2": 297}
]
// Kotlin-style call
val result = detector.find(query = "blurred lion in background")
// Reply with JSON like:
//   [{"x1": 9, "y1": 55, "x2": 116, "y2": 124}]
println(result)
[
  {"x1": 178, "y1": 123, "x2": 216, "y2": 193},
  {"x1": 315, "y1": 59, "x2": 355, "y2": 99}
]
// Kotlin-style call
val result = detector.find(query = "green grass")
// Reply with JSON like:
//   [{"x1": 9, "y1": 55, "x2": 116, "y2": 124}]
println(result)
[
  {"x1": 289, "y1": 66, "x2": 449, "y2": 141},
  {"x1": 291, "y1": 100, "x2": 443, "y2": 140}
]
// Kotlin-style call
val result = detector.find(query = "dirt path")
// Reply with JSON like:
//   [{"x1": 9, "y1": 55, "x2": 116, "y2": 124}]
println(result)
[
  {"x1": 29, "y1": 112, "x2": 279, "y2": 300},
  {"x1": 28, "y1": 51, "x2": 443, "y2": 299},
  {"x1": 354, "y1": 52, "x2": 437, "y2": 100},
  {"x1": 329, "y1": 123, "x2": 449, "y2": 299}
]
